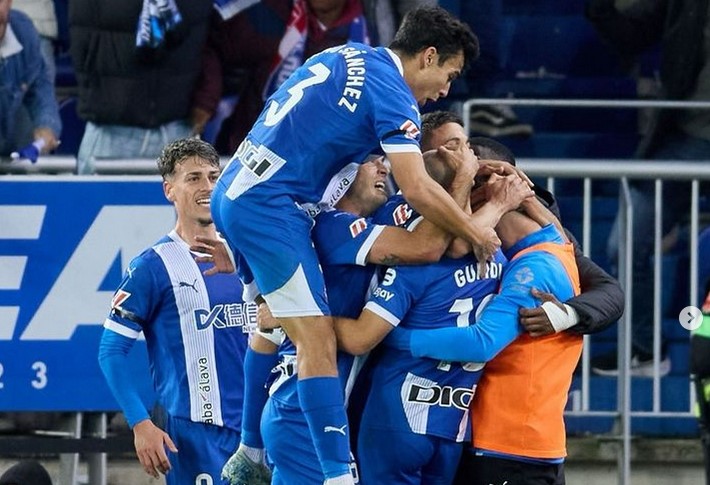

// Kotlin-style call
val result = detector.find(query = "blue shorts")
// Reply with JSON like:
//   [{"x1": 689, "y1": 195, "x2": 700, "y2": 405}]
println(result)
[
  {"x1": 164, "y1": 415, "x2": 240, "y2": 485},
  {"x1": 357, "y1": 426, "x2": 463, "y2": 485},
  {"x1": 261, "y1": 398, "x2": 323, "y2": 485},
  {"x1": 212, "y1": 182, "x2": 330, "y2": 318}
]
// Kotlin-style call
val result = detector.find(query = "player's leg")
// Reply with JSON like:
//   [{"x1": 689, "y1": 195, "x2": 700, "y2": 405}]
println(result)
[
  {"x1": 357, "y1": 425, "x2": 433, "y2": 485},
  {"x1": 222, "y1": 194, "x2": 353, "y2": 483},
  {"x1": 222, "y1": 333, "x2": 278, "y2": 485},
  {"x1": 165, "y1": 415, "x2": 240, "y2": 485},
  {"x1": 262, "y1": 397, "x2": 324, "y2": 485},
  {"x1": 278, "y1": 314, "x2": 352, "y2": 483}
]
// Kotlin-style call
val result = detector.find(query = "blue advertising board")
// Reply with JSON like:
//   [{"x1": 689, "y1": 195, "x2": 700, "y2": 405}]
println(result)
[{"x1": 0, "y1": 176, "x2": 175, "y2": 411}]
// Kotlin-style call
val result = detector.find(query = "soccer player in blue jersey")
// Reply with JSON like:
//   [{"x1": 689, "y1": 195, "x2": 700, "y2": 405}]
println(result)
[
  {"x1": 383, "y1": 171, "x2": 581, "y2": 485},
  {"x1": 420, "y1": 110, "x2": 624, "y2": 338},
  {"x1": 221, "y1": 148, "x2": 533, "y2": 485},
  {"x1": 330, "y1": 151, "x2": 531, "y2": 484},
  {"x1": 211, "y1": 7, "x2": 492, "y2": 484},
  {"x1": 98, "y1": 139, "x2": 252, "y2": 484}
]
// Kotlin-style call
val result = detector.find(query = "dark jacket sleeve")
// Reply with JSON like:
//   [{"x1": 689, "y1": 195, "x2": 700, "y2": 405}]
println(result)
[
  {"x1": 536, "y1": 187, "x2": 625, "y2": 334},
  {"x1": 566, "y1": 231, "x2": 625, "y2": 335}
]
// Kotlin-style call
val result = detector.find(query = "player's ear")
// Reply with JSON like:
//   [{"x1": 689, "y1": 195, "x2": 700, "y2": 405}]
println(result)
[
  {"x1": 420, "y1": 46, "x2": 437, "y2": 68},
  {"x1": 163, "y1": 180, "x2": 175, "y2": 202}
]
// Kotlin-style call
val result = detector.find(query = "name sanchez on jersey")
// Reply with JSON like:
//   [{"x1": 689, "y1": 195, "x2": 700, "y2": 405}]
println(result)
[{"x1": 335, "y1": 45, "x2": 368, "y2": 113}]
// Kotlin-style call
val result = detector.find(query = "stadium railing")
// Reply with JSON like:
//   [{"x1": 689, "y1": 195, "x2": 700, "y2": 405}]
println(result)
[
  {"x1": 2, "y1": 98, "x2": 710, "y2": 485},
  {"x1": 463, "y1": 97, "x2": 710, "y2": 485}
]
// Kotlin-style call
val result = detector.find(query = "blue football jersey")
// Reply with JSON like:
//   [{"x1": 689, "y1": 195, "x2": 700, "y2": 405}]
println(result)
[
  {"x1": 268, "y1": 209, "x2": 385, "y2": 406},
  {"x1": 371, "y1": 193, "x2": 420, "y2": 229},
  {"x1": 217, "y1": 43, "x2": 422, "y2": 207},
  {"x1": 104, "y1": 231, "x2": 251, "y2": 432},
  {"x1": 361, "y1": 251, "x2": 507, "y2": 442}
]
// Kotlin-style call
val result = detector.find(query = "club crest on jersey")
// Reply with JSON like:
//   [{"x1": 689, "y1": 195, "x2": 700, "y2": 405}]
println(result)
[
  {"x1": 111, "y1": 290, "x2": 131, "y2": 310},
  {"x1": 399, "y1": 120, "x2": 420, "y2": 140},
  {"x1": 393, "y1": 203, "x2": 413, "y2": 226},
  {"x1": 349, "y1": 218, "x2": 368, "y2": 237}
]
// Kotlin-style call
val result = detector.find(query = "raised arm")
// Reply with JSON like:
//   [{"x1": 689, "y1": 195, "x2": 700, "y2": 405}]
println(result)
[{"x1": 387, "y1": 151, "x2": 501, "y2": 263}]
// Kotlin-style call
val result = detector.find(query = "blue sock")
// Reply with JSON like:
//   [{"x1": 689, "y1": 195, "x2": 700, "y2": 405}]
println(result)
[
  {"x1": 298, "y1": 376, "x2": 352, "y2": 479},
  {"x1": 241, "y1": 347, "x2": 279, "y2": 448}
]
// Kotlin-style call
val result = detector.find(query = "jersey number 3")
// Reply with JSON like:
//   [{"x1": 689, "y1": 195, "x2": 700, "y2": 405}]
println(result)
[{"x1": 264, "y1": 63, "x2": 332, "y2": 127}]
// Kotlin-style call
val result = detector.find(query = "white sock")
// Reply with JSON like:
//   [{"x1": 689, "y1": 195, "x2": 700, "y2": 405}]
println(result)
[
  {"x1": 324, "y1": 474, "x2": 354, "y2": 485},
  {"x1": 241, "y1": 444, "x2": 265, "y2": 464}
]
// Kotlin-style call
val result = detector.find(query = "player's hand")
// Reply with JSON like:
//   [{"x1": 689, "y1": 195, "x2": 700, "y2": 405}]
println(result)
[
  {"x1": 132, "y1": 419, "x2": 178, "y2": 478},
  {"x1": 519, "y1": 288, "x2": 562, "y2": 337},
  {"x1": 470, "y1": 226, "x2": 501, "y2": 273},
  {"x1": 437, "y1": 143, "x2": 479, "y2": 182},
  {"x1": 257, "y1": 302, "x2": 280, "y2": 331},
  {"x1": 33, "y1": 127, "x2": 60, "y2": 153},
  {"x1": 485, "y1": 174, "x2": 535, "y2": 212},
  {"x1": 477, "y1": 159, "x2": 533, "y2": 187},
  {"x1": 191, "y1": 235, "x2": 235, "y2": 275}
]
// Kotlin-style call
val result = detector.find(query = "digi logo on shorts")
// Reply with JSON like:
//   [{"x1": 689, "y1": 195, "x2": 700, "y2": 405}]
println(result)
[{"x1": 194, "y1": 303, "x2": 257, "y2": 332}]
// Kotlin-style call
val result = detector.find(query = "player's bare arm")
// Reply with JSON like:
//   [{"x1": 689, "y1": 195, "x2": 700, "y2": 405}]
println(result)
[
  {"x1": 367, "y1": 144, "x2": 481, "y2": 265},
  {"x1": 477, "y1": 159, "x2": 534, "y2": 187},
  {"x1": 520, "y1": 196, "x2": 568, "y2": 240},
  {"x1": 447, "y1": 174, "x2": 535, "y2": 260},
  {"x1": 387, "y1": 151, "x2": 500, "y2": 263},
  {"x1": 333, "y1": 309, "x2": 393, "y2": 356}
]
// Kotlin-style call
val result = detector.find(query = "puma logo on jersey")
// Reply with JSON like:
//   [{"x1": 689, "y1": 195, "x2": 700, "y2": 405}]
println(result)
[
  {"x1": 178, "y1": 279, "x2": 199, "y2": 293},
  {"x1": 324, "y1": 424, "x2": 348, "y2": 436}
]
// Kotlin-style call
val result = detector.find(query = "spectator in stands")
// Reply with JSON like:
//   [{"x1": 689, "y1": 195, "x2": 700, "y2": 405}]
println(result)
[
  {"x1": 98, "y1": 139, "x2": 252, "y2": 484},
  {"x1": 191, "y1": 0, "x2": 370, "y2": 154},
  {"x1": 0, "y1": 460, "x2": 52, "y2": 485},
  {"x1": 69, "y1": 0, "x2": 212, "y2": 174},
  {"x1": 13, "y1": 0, "x2": 57, "y2": 83},
  {"x1": 446, "y1": 0, "x2": 533, "y2": 138},
  {"x1": 362, "y1": 0, "x2": 436, "y2": 46},
  {"x1": 0, "y1": 0, "x2": 61, "y2": 161},
  {"x1": 586, "y1": 0, "x2": 710, "y2": 376}
]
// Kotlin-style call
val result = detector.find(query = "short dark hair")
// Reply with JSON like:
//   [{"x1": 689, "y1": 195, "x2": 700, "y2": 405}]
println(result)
[
  {"x1": 422, "y1": 149, "x2": 455, "y2": 189},
  {"x1": 469, "y1": 136, "x2": 517, "y2": 166},
  {"x1": 157, "y1": 138, "x2": 220, "y2": 179},
  {"x1": 389, "y1": 7, "x2": 479, "y2": 68},
  {"x1": 420, "y1": 110, "x2": 464, "y2": 150}
]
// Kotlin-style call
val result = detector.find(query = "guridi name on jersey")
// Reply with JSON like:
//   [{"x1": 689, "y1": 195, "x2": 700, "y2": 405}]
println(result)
[{"x1": 453, "y1": 261, "x2": 504, "y2": 288}]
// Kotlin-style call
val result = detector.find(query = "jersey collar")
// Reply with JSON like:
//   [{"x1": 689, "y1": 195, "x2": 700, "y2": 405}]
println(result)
[{"x1": 384, "y1": 47, "x2": 404, "y2": 77}]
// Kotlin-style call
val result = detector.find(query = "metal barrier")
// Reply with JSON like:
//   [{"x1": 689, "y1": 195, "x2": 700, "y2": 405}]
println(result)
[
  {"x1": 3, "y1": 99, "x2": 710, "y2": 483},
  {"x1": 461, "y1": 96, "x2": 710, "y2": 485}
]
